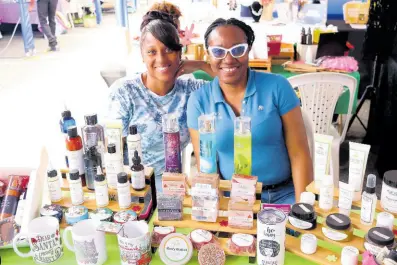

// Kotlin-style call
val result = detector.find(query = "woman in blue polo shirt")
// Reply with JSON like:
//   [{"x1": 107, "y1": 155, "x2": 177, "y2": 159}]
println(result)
[{"x1": 187, "y1": 18, "x2": 313, "y2": 204}]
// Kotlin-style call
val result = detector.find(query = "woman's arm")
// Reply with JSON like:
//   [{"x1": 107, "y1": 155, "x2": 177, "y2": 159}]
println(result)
[
  {"x1": 282, "y1": 106, "x2": 313, "y2": 201},
  {"x1": 189, "y1": 128, "x2": 201, "y2": 171},
  {"x1": 176, "y1": 61, "x2": 215, "y2": 78}
]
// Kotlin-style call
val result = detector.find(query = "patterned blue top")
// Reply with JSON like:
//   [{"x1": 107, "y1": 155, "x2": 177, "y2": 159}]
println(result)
[{"x1": 107, "y1": 74, "x2": 207, "y2": 179}]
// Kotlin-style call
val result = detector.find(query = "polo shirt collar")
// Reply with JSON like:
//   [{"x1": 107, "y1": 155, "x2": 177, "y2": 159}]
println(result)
[{"x1": 212, "y1": 69, "x2": 257, "y2": 104}]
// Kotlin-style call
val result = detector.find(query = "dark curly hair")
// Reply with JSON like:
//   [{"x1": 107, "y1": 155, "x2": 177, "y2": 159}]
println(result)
[
  {"x1": 204, "y1": 18, "x2": 255, "y2": 49},
  {"x1": 140, "y1": 11, "x2": 182, "y2": 52}
]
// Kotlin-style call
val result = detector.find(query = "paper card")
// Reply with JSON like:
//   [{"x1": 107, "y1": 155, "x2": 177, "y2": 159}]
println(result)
[{"x1": 96, "y1": 221, "x2": 123, "y2": 234}]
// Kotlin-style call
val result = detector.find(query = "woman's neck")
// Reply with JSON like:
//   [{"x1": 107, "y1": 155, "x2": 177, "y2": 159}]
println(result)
[
  {"x1": 142, "y1": 73, "x2": 174, "y2": 96},
  {"x1": 219, "y1": 70, "x2": 248, "y2": 99}
]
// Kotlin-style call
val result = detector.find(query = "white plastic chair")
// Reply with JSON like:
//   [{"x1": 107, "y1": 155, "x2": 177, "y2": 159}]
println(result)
[
  {"x1": 301, "y1": 108, "x2": 314, "y2": 158},
  {"x1": 182, "y1": 142, "x2": 194, "y2": 178},
  {"x1": 288, "y1": 73, "x2": 357, "y2": 187}
]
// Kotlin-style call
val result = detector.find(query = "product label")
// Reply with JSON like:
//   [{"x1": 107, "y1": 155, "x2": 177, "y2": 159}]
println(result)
[
  {"x1": 321, "y1": 227, "x2": 348, "y2": 241},
  {"x1": 232, "y1": 234, "x2": 254, "y2": 247},
  {"x1": 164, "y1": 132, "x2": 182, "y2": 173},
  {"x1": 199, "y1": 137, "x2": 217, "y2": 174},
  {"x1": 319, "y1": 186, "x2": 334, "y2": 210},
  {"x1": 48, "y1": 177, "x2": 62, "y2": 202},
  {"x1": 154, "y1": 227, "x2": 174, "y2": 235},
  {"x1": 127, "y1": 140, "x2": 143, "y2": 167},
  {"x1": 330, "y1": 215, "x2": 343, "y2": 224},
  {"x1": 349, "y1": 149, "x2": 366, "y2": 192},
  {"x1": 131, "y1": 170, "x2": 145, "y2": 190},
  {"x1": 231, "y1": 182, "x2": 256, "y2": 203},
  {"x1": 298, "y1": 204, "x2": 311, "y2": 213},
  {"x1": 360, "y1": 194, "x2": 374, "y2": 223},
  {"x1": 85, "y1": 132, "x2": 98, "y2": 147},
  {"x1": 314, "y1": 140, "x2": 331, "y2": 182},
  {"x1": 95, "y1": 182, "x2": 109, "y2": 207},
  {"x1": 106, "y1": 128, "x2": 122, "y2": 156},
  {"x1": 117, "y1": 185, "x2": 131, "y2": 208},
  {"x1": 162, "y1": 181, "x2": 185, "y2": 195},
  {"x1": 190, "y1": 230, "x2": 212, "y2": 243},
  {"x1": 338, "y1": 183, "x2": 354, "y2": 211},
  {"x1": 234, "y1": 134, "x2": 252, "y2": 175},
  {"x1": 68, "y1": 149, "x2": 84, "y2": 174},
  {"x1": 31, "y1": 230, "x2": 63, "y2": 264},
  {"x1": 373, "y1": 230, "x2": 390, "y2": 240},
  {"x1": 69, "y1": 181, "x2": 84, "y2": 205},
  {"x1": 105, "y1": 156, "x2": 124, "y2": 189},
  {"x1": 164, "y1": 237, "x2": 190, "y2": 262},
  {"x1": 381, "y1": 186, "x2": 397, "y2": 213},
  {"x1": 191, "y1": 186, "x2": 217, "y2": 197},
  {"x1": 229, "y1": 211, "x2": 254, "y2": 228},
  {"x1": 288, "y1": 216, "x2": 313, "y2": 230}
]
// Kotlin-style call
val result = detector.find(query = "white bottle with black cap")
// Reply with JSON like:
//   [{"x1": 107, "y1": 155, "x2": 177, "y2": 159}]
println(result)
[
  {"x1": 117, "y1": 172, "x2": 131, "y2": 209},
  {"x1": 127, "y1": 125, "x2": 142, "y2": 167},
  {"x1": 69, "y1": 169, "x2": 84, "y2": 205},
  {"x1": 105, "y1": 143, "x2": 124, "y2": 189},
  {"x1": 94, "y1": 166, "x2": 109, "y2": 208},
  {"x1": 47, "y1": 169, "x2": 62, "y2": 203},
  {"x1": 360, "y1": 174, "x2": 377, "y2": 225}
]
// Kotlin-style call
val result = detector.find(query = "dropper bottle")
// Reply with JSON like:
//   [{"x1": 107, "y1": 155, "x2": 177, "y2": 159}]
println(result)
[{"x1": 360, "y1": 174, "x2": 377, "y2": 225}]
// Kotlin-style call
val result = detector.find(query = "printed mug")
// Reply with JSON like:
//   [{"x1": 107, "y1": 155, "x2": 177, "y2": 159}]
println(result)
[
  {"x1": 63, "y1": 219, "x2": 107, "y2": 265},
  {"x1": 117, "y1": 221, "x2": 152, "y2": 265},
  {"x1": 12, "y1": 216, "x2": 63, "y2": 264}
]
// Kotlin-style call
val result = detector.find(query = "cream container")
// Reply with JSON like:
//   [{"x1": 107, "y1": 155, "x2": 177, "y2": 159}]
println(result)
[
  {"x1": 341, "y1": 246, "x2": 359, "y2": 265},
  {"x1": 381, "y1": 170, "x2": 397, "y2": 213},
  {"x1": 364, "y1": 227, "x2": 396, "y2": 256},
  {"x1": 376, "y1": 212, "x2": 394, "y2": 231},
  {"x1": 348, "y1": 142, "x2": 370, "y2": 201},
  {"x1": 300, "y1": 234, "x2": 317, "y2": 255}
]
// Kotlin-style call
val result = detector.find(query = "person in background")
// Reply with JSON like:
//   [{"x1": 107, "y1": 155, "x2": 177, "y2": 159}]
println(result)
[
  {"x1": 107, "y1": 11, "x2": 214, "y2": 192},
  {"x1": 29, "y1": 0, "x2": 59, "y2": 51},
  {"x1": 187, "y1": 18, "x2": 313, "y2": 204}
]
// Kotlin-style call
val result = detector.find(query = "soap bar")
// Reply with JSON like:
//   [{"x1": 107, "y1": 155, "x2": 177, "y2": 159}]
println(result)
[
  {"x1": 192, "y1": 173, "x2": 220, "y2": 190},
  {"x1": 189, "y1": 229, "x2": 216, "y2": 250},
  {"x1": 162, "y1": 172, "x2": 186, "y2": 196},
  {"x1": 157, "y1": 194, "x2": 183, "y2": 221},
  {"x1": 228, "y1": 201, "x2": 254, "y2": 229},
  {"x1": 152, "y1": 226, "x2": 175, "y2": 245},
  {"x1": 191, "y1": 196, "x2": 219, "y2": 223},
  {"x1": 228, "y1": 234, "x2": 256, "y2": 255},
  {"x1": 230, "y1": 174, "x2": 257, "y2": 204}
]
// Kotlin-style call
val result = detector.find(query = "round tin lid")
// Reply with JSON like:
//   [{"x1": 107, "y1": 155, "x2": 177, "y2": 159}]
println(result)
[
  {"x1": 190, "y1": 229, "x2": 212, "y2": 244},
  {"x1": 367, "y1": 227, "x2": 395, "y2": 246},
  {"x1": 383, "y1": 170, "x2": 397, "y2": 188},
  {"x1": 159, "y1": 233, "x2": 193, "y2": 265},
  {"x1": 40, "y1": 204, "x2": 63, "y2": 217},
  {"x1": 198, "y1": 243, "x2": 225, "y2": 265},
  {"x1": 113, "y1": 210, "x2": 137, "y2": 224},
  {"x1": 290, "y1": 203, "x2": 315, "y2": 221},
  {"x1": 66, "y1": 206, "x2": 88, "y2": 218},
  {"x1": 231, "y1": 234, "x2": 254, "y2": 247},
  {"x1": 325, "y1": 213, "x2": 351, "y2": 231},
  {"x1": 258, "y1": 208, "x2": 286, "y2": 225},
  {"x1": 91, "y1": 208, "x2": 113, "y2": 221}
]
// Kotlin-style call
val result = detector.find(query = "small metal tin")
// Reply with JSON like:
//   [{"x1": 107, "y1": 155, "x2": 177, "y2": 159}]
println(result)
[
  {"x1": 90, "y1": 208, "x2": 113, "y2": 222},
  {"x1": 65, "y1": 205, "x2": 89, "y2": 225},
  {"x1": 113, "y1": 210, "x2": 137, "y2": 224},
  {"x1": 40, "y1": 204, "x2": 64, "y2": 223}
]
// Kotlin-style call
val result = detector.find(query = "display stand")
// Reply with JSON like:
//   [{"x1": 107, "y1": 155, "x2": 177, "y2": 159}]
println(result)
[
  {"x1": 249, "y1": 59, "x2": 272, "y2": 73},
  {"x1": 55, "y1": 166, "x2": 155, "y2": 228}
]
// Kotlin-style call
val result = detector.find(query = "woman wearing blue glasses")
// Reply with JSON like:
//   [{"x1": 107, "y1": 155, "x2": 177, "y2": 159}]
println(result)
[{"x1": 187, "y1": 18, "x2": 313, "y2": 204}]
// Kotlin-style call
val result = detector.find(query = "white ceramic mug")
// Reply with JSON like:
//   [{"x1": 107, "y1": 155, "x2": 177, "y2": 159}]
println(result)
[
  {"x1": 63, "y1": 219, "x2": 107, "y2": 265},
  {"x1": 117, "y1": 221, "x2": 152, "y2": 265},
  {"x1": 12, "y1": 216, "x2": 63, "y2": 264}
]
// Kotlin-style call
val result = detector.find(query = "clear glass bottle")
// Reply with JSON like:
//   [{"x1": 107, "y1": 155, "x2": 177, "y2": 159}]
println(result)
[
  {"x1": 81, "y1": 114, "x2": 105, "y2": 167},
  {"x1": 94, "y1": 167, "x2": 109, "y2": 208},
  {"x1": 69, "y1": 169, "x2": 84, "y2": 206},
  {"x1": 163, "y1": 113, "x2": 182, "y2": 173},
  {"x1": 199, "y1": 114, "x2": 217, "y2": 174},
  {"x1": 84, "y1": 146, "x2": 102, "y2": 190},
  {"x1": 47, "y1": 169, "x2": 62, "y2": 202},
  {"x1": 234, "y1": 116, "x2": 252, "y2": 175},
  {"x1": 105, "y1": 143, "x2": 124, "y2": 189},
  {"x1": 361, "y1": 174, "x2": 377, "y2": 225},
  {"x1": 117, "y1": 172, "x2": 131, "y2": 209},
  {"x1": 127, "y1": 125, "x2": 142, "y2": 168},
  {"x1": 130, "y1": 150, "x2": 145, "y2": 191}
]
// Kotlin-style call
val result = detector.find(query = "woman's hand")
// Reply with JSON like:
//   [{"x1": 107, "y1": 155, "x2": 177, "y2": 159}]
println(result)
[{"x1": 175, "y1": 60, "x2": 215, "y2": 78}]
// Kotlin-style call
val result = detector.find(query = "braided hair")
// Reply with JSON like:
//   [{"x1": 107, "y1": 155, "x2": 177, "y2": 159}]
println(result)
[
  {"x1": 140, "y1": 11, "x2": 182, "y2": 52},
  {"x1": 204, "y1": 18, "x2": 255, "y2": 49}
]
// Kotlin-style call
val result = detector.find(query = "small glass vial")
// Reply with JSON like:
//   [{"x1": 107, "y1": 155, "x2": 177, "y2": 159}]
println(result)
[
  {"x1": 47, "y1": 169, "x2": 62, "y2": 202},
  {"x1": 360, "y1": 174, "x2": 377, "y2": 225},
  {"x1": 94, "y1": 167, "x2": 109, "y2": 208},
  {"x1": 234, "y1": 116, "x2": 252, "y2": 175},
  {"x1": 199, "y1": 114, "x2": 217, "y2": 174},
  {"x1": 69, "y1": 169, "x2": 84, "y2": 206},
  {"x1": 130, "y1": 150, "x2": 145, "y2": 191},
  {"x1": 319, "y1": 176, "x2": 334, "y2": 211},
  {"x1": 117, "y1": 172, "x2": 131, "y2": 209},
  {"x1": 105, "y1": 143, "x2": 123, "y2": 189}
]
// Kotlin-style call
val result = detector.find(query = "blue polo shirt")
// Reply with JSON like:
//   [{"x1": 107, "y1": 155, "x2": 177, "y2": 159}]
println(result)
[{"x1": 187, "y1": 70, "x2": 300, "y2": 185}]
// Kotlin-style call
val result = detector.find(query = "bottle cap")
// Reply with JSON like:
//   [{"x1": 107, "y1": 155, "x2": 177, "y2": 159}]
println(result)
[
  {"x1": 300, "y1": 234, "x2": 317, "y2": 255},
  {"x1": 383, "y1": 170, "x2": 397, "y2": 188},
  {"x1": 95, "y1": 166, "x2": 105, "y2": 182},
  {"x1": 322, "y1": 176, "x2": 334, "y2": 186},
  {"x1": 69, "y1": 169, "x2": 80, "y2": 180},
  {"x1": 341, "y1": 246, "x2": 359, "y2": 265},
  {"x1": 162, "y1": 113, "x2": 179, "y2": 133},
  {"x1": 107, "y1": 144, "x2": 116, "y2": 154},
  {"x1": 290, "y1": 203, "x2": 316, "y2": 221},
  {"x1": 47, "y1": 169, "x2": 58, "y2": 178},
  {"x1": 367, "y1": 227, "x2": 395, "y2": 246},
  {"x1": 67, "y1": 126, "x2": 78, "y2": 138},
  {"x1": 84, "y1": 114, "x2": 98, "y2": 125},
  {"x1": 326, "y1": 213, "x2": 351, "y2": 231},
  {"x1": 234, "y1": 116, "x2": 251, "y2": 135},
  {"x1": 132, "y1": 150, "x2": 141, "y2": 166},
  {"x1": 62, "y1": 110, "x2": 71, "y2": 118},
  {"x1": 300, "y1": 192, "x2": 315, "y2": 206},
  {"x1": 365, "y1": 174, "x2": 376, "y2": 194},
  {"x1": 117, "y1": 172, "x2": 128, "y2": 184},
  {"x1": 129, "y1": 125, "x2": 138, "y2": 135}
]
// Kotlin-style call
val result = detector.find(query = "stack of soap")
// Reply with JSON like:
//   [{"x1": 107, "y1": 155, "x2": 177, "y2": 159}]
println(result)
[
  {"x1": 230, "y1": 174, "x2": 258, "y2": 204},
  {"x1": 228, "y1": 201, "x2": 254, "y2": 229},
  {"x1": 191, "y1": 173, "x2": 219, "y2": 223},
  {"x1": 162, "y1": 172, "x2": 187, "y2": 196},
  {"x1": 158, "y1": 194, "x2": 183, "y2": 221}
]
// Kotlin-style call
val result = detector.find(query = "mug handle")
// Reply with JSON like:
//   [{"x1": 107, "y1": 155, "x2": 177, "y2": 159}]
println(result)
[
  {"x1": 63, "y1": 227, "x2": 75, "y2": 252},
  {"x1": 12, "y1": 232, "x2": 32, "y2": 258}
]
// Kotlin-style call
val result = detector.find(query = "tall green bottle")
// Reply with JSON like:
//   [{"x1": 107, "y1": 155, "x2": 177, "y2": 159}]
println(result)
[{"x1": 234, "y1": 116, "x2": 252, "y2": 175}]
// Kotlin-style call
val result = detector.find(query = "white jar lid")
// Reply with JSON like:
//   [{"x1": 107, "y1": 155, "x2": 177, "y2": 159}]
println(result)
[
  {"x1": 341, "y1": 246, "x2": 359, "y2": 265},
  {"x1": 159, "y1": 233, "x2": 193, "y2": 265},
  {"x1": 300, "y1": 192, "x2": 316, "y2": 206},
  {"x1": 376, "y1": 212, "x2": 394, "y2": 231},
  {"x1": 300, "y1": 234, "x2": 317, "y2": 255}
]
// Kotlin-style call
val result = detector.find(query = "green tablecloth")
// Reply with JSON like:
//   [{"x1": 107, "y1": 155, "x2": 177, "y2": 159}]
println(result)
[{"x1": 193, "y1": 66, "x2": 361, "y2": 115}]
